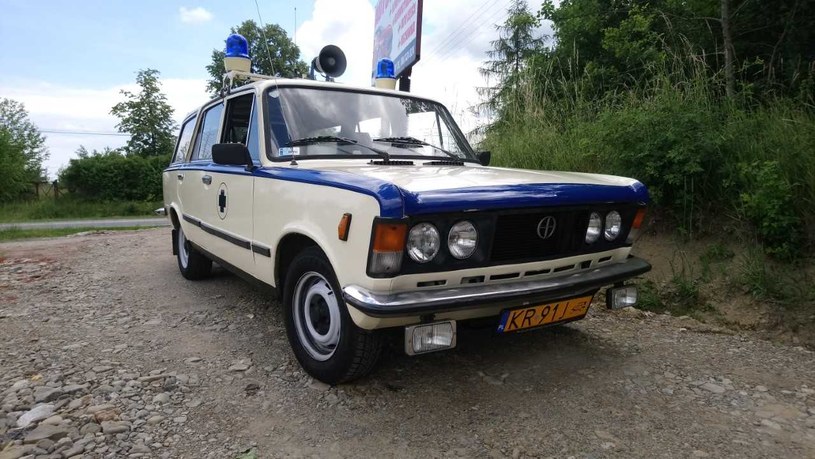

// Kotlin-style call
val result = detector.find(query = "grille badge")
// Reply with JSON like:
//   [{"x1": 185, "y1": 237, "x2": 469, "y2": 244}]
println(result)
[{"x1": 536, "y1": 216, "x2": 557, "y2": 240}]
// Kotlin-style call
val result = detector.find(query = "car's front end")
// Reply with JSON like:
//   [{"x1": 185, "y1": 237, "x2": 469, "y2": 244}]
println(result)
[{"x1": 313, "y1": 163, "x2": 652, "y2": 355}]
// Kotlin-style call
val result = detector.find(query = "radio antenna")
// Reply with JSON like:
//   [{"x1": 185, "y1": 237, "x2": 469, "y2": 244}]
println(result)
[{"x1": 253, "y1": 0, "x2": 278, "y2": 77}]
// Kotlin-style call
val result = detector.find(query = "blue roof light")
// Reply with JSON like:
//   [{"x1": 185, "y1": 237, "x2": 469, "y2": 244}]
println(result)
[
  {"x1": 225, "y1": 33, "x2": 249, "y2": 59},
  {"x1": 375, "y1": 58, "x2": 395, "y2": 79}
]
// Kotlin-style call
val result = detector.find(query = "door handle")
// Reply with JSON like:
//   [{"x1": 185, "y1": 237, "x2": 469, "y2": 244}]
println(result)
[
  {"x1": 202, "y1": 175, "x2": 212, "y2": 185},
  {"x1": 177, "y1": 173, "x2": 184, "y2": 181}
]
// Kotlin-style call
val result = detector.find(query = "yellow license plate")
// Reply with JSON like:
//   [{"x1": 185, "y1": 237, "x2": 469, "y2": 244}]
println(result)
[{"x1": 498, "y1": 296, "x2": 593, "y2": 333}]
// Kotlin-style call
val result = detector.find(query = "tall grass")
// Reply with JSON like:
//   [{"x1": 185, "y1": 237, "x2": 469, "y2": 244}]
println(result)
[{"x1": 483, "y1": 47, "x2": 815, "y2": 257}]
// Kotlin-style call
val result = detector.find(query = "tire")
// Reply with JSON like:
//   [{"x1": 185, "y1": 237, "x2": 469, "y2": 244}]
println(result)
[
  {"x1": 176, "y1": 225, "x2": 212, "y2": 280},
  {"x1": 282, "y1": 247, "x2": 383, "y2": 384}
]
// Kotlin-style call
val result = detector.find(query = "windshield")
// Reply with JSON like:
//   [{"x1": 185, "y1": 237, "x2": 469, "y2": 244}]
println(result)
[{"x1": 266, "y1": 87, "x2": 476, "y2": 161}]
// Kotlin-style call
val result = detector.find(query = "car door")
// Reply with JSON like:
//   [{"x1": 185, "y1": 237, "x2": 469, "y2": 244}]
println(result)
[
  {"x1": 202, "y1": 91, "x2": 260, "y2": 275},
  {"x1": 178, "y1": 101, "x2": 223, "y2": 254},
  {"x1": 164, "y1": 114, "x2": 196, "y2": 220}
]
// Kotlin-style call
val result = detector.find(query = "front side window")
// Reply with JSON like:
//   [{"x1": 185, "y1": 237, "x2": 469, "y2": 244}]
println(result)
[
  {"x1": 266, "y1": 87, "x2": 476, "y2": 161},
  {"x1": 172, "y1": 116, "x2": 196, "y2": 163},
  {"x1": 192, "y1": 103, "x2": 224, "y2": 161},
  {"x1": 222, "y1": 93, "x2": 260, "y2": 161}
]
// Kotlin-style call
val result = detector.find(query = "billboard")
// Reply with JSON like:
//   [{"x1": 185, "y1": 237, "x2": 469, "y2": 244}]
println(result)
[{"x1": 372, "y1": 0, "x2": 423, "y2": 78}]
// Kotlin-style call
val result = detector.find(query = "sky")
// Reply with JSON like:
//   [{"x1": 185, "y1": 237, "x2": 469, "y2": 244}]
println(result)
[{"x1": 0, "y1": 0, "x2": 550, "y2": 178}]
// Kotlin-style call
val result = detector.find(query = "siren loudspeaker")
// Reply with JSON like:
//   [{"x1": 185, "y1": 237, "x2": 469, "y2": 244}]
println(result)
[{"x1": 314, "y1": 45, "x2": 347, "y2": 78}]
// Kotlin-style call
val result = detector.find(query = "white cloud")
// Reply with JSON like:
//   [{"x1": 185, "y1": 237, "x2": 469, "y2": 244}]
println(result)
[
  {"x1": 0, "y1": 78, "x2": 208, "y2": 179},
  {"x1": 179, "y1": 6, "x2": 213, "y2": 24},
  {"x1": 295, "y1": 0, "x2": 375, "y2": 86}
]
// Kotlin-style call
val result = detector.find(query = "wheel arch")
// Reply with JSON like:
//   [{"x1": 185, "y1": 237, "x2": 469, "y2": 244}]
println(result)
[
  {"x1": 168, "y1": 205, "x2": 181, "y2": 229},
  {"x1": 275, "y1": 232, "x2": 327, "y2": 290}
]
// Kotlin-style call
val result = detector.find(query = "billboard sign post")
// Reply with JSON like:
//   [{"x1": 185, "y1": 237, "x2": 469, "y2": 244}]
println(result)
[{"x1": 372, "y1": 0, "x2": 423, "y2": 82}]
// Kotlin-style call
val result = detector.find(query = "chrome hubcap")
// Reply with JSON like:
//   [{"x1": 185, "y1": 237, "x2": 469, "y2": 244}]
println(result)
[{"x1": 293, "y1": 272, "x2": 341, "y2": 361}]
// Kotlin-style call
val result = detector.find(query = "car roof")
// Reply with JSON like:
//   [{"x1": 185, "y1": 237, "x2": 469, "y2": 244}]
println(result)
[{"x1": 183, "y1": 78, "x2": 446, "y2": 120}]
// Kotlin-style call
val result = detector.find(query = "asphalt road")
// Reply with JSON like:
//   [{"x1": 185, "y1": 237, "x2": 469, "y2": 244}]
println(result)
[{"x1": 0, "y1": 217, "x2": 170, "y2": 230}]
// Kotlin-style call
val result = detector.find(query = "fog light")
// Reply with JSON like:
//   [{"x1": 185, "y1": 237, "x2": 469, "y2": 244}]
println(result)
[
  {"x1": 606, "y1": 285, "x2": 638, "y2": 309},
  {"x1": 405, "y1": 321, "x2": 456, "y2": 355}
]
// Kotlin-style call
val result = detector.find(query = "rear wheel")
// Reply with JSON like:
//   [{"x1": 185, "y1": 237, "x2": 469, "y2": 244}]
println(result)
[
  {"x1": 283, "y1": 247, "x2": 383, "y2": 384},
  {"x1": 176, "y1": 226, "x2": 212, "y2": 280}
]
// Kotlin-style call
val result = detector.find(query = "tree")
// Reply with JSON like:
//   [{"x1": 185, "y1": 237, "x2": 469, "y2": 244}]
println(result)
[
  {"x1": 0, "y1": 98, "x2": 48, "y2": 199},
  {"x1": 479, "y1": 1, "x2": 545, "y2": 116},
  {"x1": 111, "y1": 69, "x2": 177, "y2": 157},
  {"x1": 205, "y1": 20, "x2": 309, "y2": 94}
]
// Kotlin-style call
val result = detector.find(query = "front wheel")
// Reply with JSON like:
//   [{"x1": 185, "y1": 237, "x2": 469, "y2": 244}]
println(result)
[
  {"x1": 283, "y1": 247, "x2": 383, "y2": 384},
  {"x1": 176, "y1": 226, "x2": 212, "y2": 280}
]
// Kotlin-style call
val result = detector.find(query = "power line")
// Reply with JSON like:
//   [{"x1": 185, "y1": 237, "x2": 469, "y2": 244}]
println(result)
[
  {"x1": 427, "y1": 0, "x2": 502, "y2": 57},
  {"x1": 434, "y1": 5, "x2": 512, "y2": 62},
  {"x1": 431, "y1": 1, "x2": 512, "y2": 61}
]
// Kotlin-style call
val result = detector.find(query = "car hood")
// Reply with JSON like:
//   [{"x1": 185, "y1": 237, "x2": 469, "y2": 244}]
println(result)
[
  {"x1": 323, "y1": 164, "x2": 639, "y2": 192},
  {"x1": 311, "y1": 163, "x2": 649, "y2": 215}
]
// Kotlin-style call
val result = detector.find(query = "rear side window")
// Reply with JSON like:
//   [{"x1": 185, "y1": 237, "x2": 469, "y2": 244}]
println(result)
[
  {"x1": 172, "y1": 116, "x2": 196, "y2": 163},
  {"x1": 192, "y1": 103, "x2": 224, "y2": 161}
]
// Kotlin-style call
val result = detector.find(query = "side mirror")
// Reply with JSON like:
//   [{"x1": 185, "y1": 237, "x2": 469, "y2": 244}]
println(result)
[
  {"x1": 212, "y1": 143, "x2": 253, "y2": 169},
  {"x1": 477, "y1": 151, "x2": 491, "y2": 166}
]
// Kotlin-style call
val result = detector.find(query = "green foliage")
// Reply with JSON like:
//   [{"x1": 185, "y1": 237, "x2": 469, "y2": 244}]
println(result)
[
  {"x1": 111, "y1": 69, "x2": 177, "y2": 157},
  {"x1": 58, "y1": 147, "x2": 170, "y2": 201},
  {"x1": 736, "y1": 249, "x2": 815, "y2": 307},
  {"x1": 0, "y1": 197, "x2": 162, "y2": 222},
  {"x1": 206, "y1": 20, "x2": 309, "y2": 94},
  {"x1": 482, "y1": 0, "x2": 815, "y2": 258},
  {"x1": 738, "y1": 161, "x2": 801, "y2": 260},
  {"x1": 0, "y1": 99, "x2": 48, "y2": 200},
  {"x1": 479, "y1": 1, "x2": 545, "y2": 116}
]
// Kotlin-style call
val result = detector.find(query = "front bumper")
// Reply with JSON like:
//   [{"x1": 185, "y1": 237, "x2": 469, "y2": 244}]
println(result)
[{"x1": 343, "y1": 256, "x2": 651, "y2": 318}]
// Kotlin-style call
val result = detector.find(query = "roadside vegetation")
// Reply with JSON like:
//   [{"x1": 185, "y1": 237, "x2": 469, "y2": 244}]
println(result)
[
  {"x1": 482, "y1": 0, "x2": 814, "y2": 339},
  {"x1": 0, "y1": 226, "x2": 152, "y2": 242},
  {"x1": 0, "y1": 198, "x2": 162, "y2": 223}
]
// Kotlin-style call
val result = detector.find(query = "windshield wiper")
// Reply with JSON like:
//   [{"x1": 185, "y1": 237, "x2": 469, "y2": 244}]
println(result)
[
  {"x1": 287, "y1": 136, "x2": 392, "y2": 163},
  {"x1": 372, "y1": 136, "x2": 458, "y2": 159},
  {"x1": 287, "y1": 136, "x2": 357, "y2": 146}
]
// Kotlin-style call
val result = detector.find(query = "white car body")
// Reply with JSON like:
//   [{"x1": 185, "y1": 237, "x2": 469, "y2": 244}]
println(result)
[{"x1": 162, "y1": 77, "x2": 650, "y2": 382}]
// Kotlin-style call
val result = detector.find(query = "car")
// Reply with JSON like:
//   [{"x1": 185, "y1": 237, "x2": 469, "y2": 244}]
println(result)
[{"x1": 161, "y1": 74, "x2": 651, "y2": 384}]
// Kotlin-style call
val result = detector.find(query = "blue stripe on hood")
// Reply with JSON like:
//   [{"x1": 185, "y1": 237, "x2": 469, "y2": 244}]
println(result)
[
  {"x1": 400, "y1": 181, "x2": 649, "y2": 215},
  {"x1": 166, "y1": 164, "x2": 648, "y2": 218}
]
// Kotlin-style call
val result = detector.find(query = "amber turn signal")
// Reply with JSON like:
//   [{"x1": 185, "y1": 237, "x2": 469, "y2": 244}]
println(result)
[
  {"x1": 632, "y1": 208, "x2": 646, "y2": 229},
  {"x1": 338, "y1": 213, "x2": 352, "y2": 241},
  {"x1": 372, "y1": 221, "x2": 407, "y2": 252}
]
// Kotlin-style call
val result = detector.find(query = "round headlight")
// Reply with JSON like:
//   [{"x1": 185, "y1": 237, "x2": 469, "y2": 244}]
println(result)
[
  {"x1": 448, "y1": 221, "x2": 478, "y2": 259},
  {"x1": 604, "y1": 211, "x2": 622, "y2": 241},
  {"x1": 586, "y1": 212, "x2": 602, "y2": 243},
  {"x1": 407, "y1": 223, "x2": 440, "y2": 263}
]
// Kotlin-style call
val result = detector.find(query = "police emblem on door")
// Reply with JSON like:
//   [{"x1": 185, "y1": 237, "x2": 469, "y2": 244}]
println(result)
[{"x1": 217, "y1": 183, "x2": 228, "y2": 220}]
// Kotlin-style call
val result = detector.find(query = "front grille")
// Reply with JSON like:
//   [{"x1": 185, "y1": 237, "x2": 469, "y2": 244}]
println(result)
[{"x1": 490, "y1": 210, "x2": 587, "y2": 262}]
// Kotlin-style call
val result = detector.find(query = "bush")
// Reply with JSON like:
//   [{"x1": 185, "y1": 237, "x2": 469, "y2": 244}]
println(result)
[
  {"x1": 738, "y1": 161, "x2": 801, "y2": 259},
  {"x1": 483, "y1": 60, "x2": 815, "y2": 258},
  {"x1": 59, "y1": 150, "x2": 170, "y2": 201}
]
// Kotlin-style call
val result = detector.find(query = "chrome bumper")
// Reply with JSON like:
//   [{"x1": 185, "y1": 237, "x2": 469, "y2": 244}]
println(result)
[{"x1": 343, "y1": 256, "x2": 651, "y2": 317}]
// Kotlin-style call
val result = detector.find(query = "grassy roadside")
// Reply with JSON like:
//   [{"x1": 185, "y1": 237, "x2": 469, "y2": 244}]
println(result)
[
  {"x1": 0, "y1": 198, "x2": 163, "y2": 223},
  {"x1": 0, "y1": 226, "x2": 153, "y2": 242}
]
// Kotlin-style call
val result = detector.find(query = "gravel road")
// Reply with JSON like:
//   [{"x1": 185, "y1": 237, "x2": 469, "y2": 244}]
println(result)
[{"x1": 1, "y1": 229, "x2": 814, "y2": 459}]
